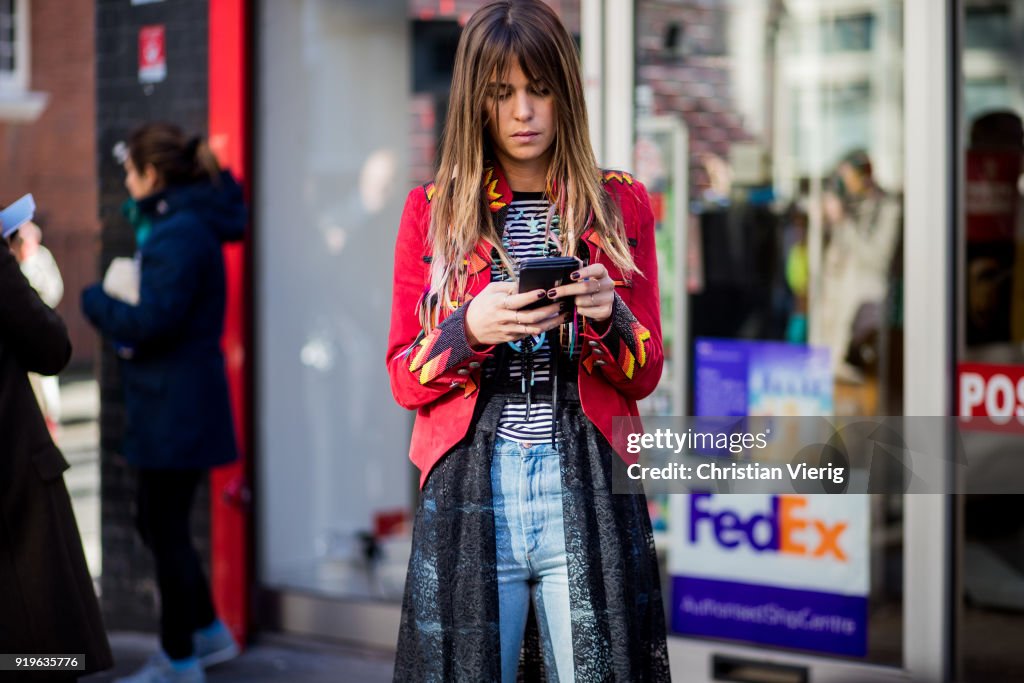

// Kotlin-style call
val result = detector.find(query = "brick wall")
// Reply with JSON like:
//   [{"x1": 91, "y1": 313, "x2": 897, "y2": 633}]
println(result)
[
  {"x1": 95, "y1": 0, "x2": 211, "y2": 632},
  {"x1": 637, "y1": 0, "x2": 754, "y2": 191},
  {"x1": 0, "y1": 0, "x2": 98, "y2": 368}
]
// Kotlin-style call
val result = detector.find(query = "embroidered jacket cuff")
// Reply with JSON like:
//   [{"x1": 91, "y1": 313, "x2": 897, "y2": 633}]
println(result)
[
  {"x1": 407, "y1": 304, "x2": 493, "y2": 394},
  {"x1": 581, "y1": 293, "x2": 652, "y2": 382}
]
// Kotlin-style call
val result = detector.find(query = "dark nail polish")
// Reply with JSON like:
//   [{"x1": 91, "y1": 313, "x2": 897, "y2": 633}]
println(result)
[
  {"x1": 570, "y1": 271, "x2": 581, "y2": 280},
  {"x1": 537, "y1": 290, "x2": 546, "y2": 298},
  {"x1": 547, "y1": 289, "x2": 558, "y2": 298}
]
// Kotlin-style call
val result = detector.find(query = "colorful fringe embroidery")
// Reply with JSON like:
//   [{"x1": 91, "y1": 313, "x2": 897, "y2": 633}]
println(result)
[
  {"x1": 618, "y1": 322, "x2": 652, "y2": 379},
  {"x1": 462, "y1": 251, "x2": 490, "y2": 274},
  {"x1": 585, "y1": 294, "x2": 652, "y2": 381},
  {"x1": 407, "y1": 307, "x2": 476, "y2": 385},
  {"x1": 602, "y1": 170, "x2": 635, "y2": 185},
  {"x1": 483, "y1": 167, "x2": 509, "y2": 212}
]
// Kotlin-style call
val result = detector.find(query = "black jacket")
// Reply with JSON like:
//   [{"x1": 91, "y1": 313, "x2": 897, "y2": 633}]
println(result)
[{"x1": 0, "y1": 245, "x2": 113, "y2": 678}]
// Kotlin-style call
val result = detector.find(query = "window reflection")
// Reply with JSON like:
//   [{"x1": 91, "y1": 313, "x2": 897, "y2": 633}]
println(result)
[
  {"x1": 821, "y1": 13, "x2": 875, "y2": 53},
  {"x1": 959, "y1": 1, "x2": 1024, "y2": 679},
  {"x1": 639, "y1": 0, "x2": 904, "y2": 667}
]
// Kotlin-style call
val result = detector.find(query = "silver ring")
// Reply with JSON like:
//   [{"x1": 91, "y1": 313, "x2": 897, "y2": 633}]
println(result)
[
  {"x1": 503, "y1": 294, "x2": 512, "y2": 310},
  {"x1": 515, "y1": 311, "x2": 521, "y2": 325},
  {"x1": 590, "y1": 293, "x2": 596, "y2": 306},
  {"x1": 596, "y1": 280, "x2": 602, "y2": 293}
]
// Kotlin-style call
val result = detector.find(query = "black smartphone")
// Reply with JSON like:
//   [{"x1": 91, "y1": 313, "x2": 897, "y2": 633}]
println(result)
[{"x1": 517, "y1": 256, "x2": 580, "y2": 311}]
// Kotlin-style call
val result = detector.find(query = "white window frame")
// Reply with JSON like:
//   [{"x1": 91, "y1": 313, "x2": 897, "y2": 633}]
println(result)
[
  {"x1": 0, "y1": 0, "x2": 29, "y2": 93},
  {"x1": 0, "y1": 0, "x2": 47, "y2": 123}
]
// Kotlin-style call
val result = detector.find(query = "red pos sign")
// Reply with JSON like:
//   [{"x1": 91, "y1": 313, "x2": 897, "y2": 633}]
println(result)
[
  {"x1": 958, "y1": 363, "x2": 1024, "y2": 432},
  {"x1": 139, "y1": 25, "x2": 167, "y2": 84}
]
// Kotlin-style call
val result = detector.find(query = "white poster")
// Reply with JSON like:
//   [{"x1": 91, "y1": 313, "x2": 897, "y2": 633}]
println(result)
[{"x1": 669, "y1": 493, "x2": 871, "y2": 656}]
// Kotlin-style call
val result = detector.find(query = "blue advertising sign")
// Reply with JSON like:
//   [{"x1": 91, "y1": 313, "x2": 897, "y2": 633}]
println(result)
[{"x1": 694, "y1": 338, "x2": 833, "y2": 416}]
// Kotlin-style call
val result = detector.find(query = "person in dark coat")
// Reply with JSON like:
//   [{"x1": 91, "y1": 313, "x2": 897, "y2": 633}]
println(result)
[
  {"x1": 0, "y1": 223, "x2": 113, "y2": 681},
  {"x1": 82, "y1": 123, "x2": 245, "y2": 683}
]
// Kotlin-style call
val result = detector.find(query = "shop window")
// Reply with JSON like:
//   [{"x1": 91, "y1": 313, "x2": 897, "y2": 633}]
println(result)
[
  {"x1": 411, "y1": 20, "x2": 460, "y2": 95},
  {"x1": 965, "y1": 3, "x2": 1012, "y2": 51},
  {"x1": 639, "y1": 0, "x2": 905, "y2": 668},
  {"x1": 965, "y1": 77, "x2": 1013, "y2": 124},
  {"x1": 821, "y1": 13, "x2": 874, "y2": 53},
  {"x1": 958, "y1": 3, "x2": 1024, "y2": 678},
  {"x1": 0, "y1": 0, "x2": 25, "y2": 92},
  {"x1": 0, "y1": 0, "x2": 46, "y2": 122}
]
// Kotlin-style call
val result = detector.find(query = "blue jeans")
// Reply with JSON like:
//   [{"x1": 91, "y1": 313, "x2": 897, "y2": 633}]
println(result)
[{"x1": 491, "y1": 436, "x2": 575, "y2": 683}]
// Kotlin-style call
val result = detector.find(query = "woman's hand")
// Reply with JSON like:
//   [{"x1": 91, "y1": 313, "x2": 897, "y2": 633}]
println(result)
[
  {"x1": 547, "y1": 263, "x2": 615, "y2": 321},
  {"x1": 464, "y1": 281, "x2": 566, "y2": 347}
]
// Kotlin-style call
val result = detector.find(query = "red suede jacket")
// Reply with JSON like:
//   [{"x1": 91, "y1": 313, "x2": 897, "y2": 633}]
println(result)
[{"x1": 386, "y1": 164, "x2": 663, "y2": 488}]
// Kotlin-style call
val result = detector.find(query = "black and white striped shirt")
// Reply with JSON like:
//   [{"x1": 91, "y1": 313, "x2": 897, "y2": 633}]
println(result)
[{"x1": 485, "y1": 192, "x2": 561, "y2": 443}]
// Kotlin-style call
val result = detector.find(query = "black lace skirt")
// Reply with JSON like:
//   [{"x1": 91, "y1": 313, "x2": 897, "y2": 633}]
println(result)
[{"x1": 394, "y1": 382, "x2": 671, "y2": 682}]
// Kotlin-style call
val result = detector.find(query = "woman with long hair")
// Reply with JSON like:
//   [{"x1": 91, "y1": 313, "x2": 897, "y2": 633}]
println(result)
[
  {"x1": 82, "y1": 122, "x2": 244, "y2": 683},
  {"x1": 386, "y1": 2, "x2": 670, "y2": 680}
]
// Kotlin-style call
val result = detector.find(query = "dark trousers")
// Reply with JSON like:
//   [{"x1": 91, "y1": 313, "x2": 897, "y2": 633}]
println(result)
[{"x1": 135, "y1": 468, "x2": 217, "y2": 660}]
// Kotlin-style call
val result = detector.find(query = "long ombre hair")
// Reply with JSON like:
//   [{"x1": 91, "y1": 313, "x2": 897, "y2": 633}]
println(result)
[{"x1": 421, "y1": 0, "x2": 637, "y2": 331}]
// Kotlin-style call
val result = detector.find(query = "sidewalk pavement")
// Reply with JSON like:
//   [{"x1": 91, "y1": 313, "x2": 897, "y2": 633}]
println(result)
[
  {"x1": 81, "y1": 632, "x2": 395, "y2": 682},
  {"x1": 59, "y1": 375, "x2": 395, "y2": 682}
]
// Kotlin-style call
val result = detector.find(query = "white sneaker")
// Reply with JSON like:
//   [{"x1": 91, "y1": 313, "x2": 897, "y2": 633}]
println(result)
[
  {"x1": 114, "y1": 651, "x2": 206, "y2": 683},
  {"x1": 193, "y1": 619, "x2": 240, "y2": 668}
]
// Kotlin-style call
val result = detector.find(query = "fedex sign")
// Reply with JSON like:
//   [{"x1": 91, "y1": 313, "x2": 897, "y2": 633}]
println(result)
[
  {"x1": 689, "y1": 493, "x2": 848, "y2": 561},
  {"x1": 671, "y1": 493, "x2": 870, "y2": 656}
]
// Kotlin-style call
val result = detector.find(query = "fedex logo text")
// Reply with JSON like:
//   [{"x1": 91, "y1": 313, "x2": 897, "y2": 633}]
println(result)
[{"x1": 689, "y1": 493, "x2": 848, "y2": 561}]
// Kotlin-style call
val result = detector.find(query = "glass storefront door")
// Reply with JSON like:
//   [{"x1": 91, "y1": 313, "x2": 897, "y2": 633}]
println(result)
[
  {"x1": 638, "y1": 0, "x2": 951, "y2": 680},
  {"x1": 956, "y1": 1, "x2": 1024, "y2": 679}
]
